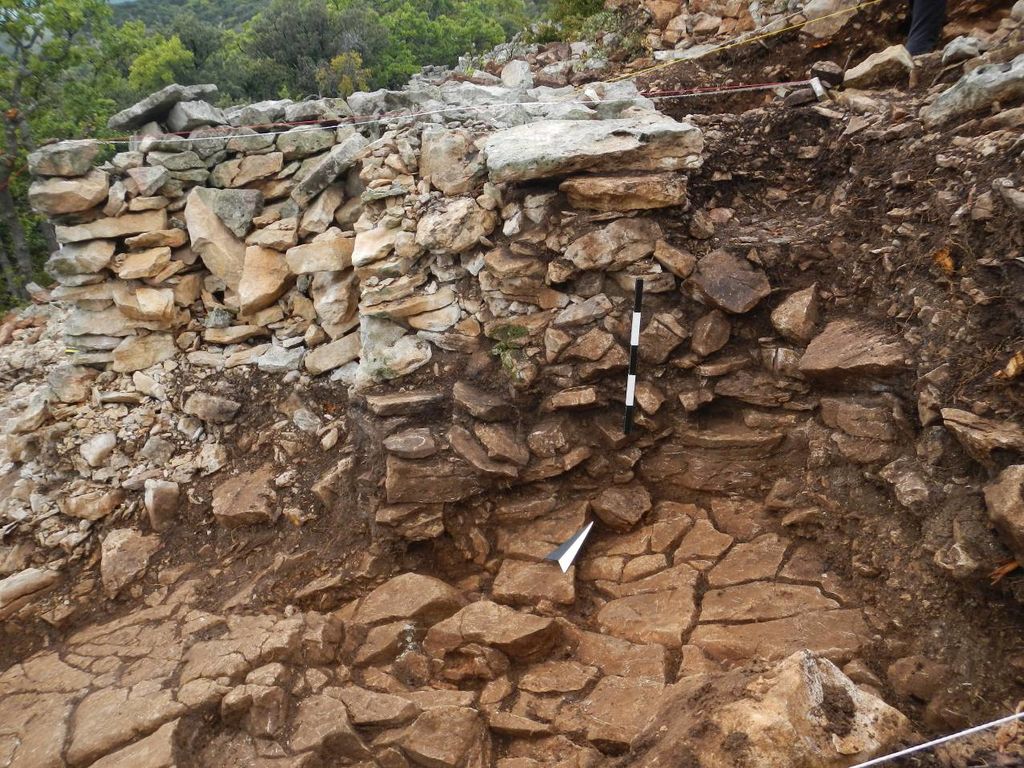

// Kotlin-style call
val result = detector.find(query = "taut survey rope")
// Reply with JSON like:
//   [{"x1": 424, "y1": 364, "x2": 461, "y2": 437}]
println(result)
[
  {"x1": 849, "y1": 709, "x2": 1024, "y2": 768},
  {"x1": 610, "y1": 0, "x2": 886, "y2": 84}
]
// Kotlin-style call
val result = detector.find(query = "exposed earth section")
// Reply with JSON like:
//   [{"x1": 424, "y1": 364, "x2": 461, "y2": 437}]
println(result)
[{"x1": 3, "y1": 0, "x2": 1024, "y2": 766}]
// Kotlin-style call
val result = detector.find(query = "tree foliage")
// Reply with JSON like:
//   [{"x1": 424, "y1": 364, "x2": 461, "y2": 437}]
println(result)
[
  {"x1": 128, "y1": 34, "x2": 195, "y2": 92},
  {"x1": 0, "y1": 0, "x2": 115, "y2": 303}
]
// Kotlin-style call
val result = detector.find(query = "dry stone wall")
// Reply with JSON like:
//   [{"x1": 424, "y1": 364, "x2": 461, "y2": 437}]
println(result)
[{"x1": 29, "y1": 68, "x2": 700, "y2": 388}]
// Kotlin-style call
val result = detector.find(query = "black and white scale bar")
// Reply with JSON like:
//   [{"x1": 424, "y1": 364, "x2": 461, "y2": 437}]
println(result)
[{"x1": 623, "y1": 278, "x2": 644, "y2": 435}]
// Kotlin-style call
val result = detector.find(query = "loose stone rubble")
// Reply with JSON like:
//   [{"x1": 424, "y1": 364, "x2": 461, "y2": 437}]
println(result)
[{"x1": 4, "y1": 1, "x2": 1024, "y2": 765}]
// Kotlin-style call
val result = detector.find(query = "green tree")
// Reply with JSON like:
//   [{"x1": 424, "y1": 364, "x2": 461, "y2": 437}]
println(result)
[
  {"x1": 316, "y1": 51, "x2": 370, "y2": 98},
  {"x1": 128, "y1": 34, "x2": 195, "y2": 93},
  {"x1": 168, "y1": 12, "x2": 223, "y2": 72},
  {"x1": 0, "y1": 0, "x2": 115, "y2": 301}
]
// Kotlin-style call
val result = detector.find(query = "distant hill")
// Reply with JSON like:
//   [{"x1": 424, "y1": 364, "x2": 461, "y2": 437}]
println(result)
[{"x1": 112, "y1": 0, "x2": 270, "y2": 29}]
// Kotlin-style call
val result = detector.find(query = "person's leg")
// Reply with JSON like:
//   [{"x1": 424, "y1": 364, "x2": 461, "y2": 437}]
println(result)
[{"x1": 906, "y1": 0, "x2": 948, "y2": 55}]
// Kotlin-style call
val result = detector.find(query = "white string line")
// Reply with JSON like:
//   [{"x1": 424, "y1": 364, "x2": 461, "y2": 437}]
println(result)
[
  {"x1": 849, "y1": 710, "x2": 1024, "y2": 768},
  {"x1": 97, "y1": 79, "x2": 812, "y2": 146}
]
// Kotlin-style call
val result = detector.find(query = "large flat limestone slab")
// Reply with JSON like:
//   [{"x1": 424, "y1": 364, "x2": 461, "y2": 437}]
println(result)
[{"x1": 482, "y1": 117, "x2": 703, "y2": 183}]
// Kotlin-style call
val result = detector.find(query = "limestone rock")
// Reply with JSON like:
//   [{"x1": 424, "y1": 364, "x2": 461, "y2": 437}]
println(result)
[
  {"x1": 166, "y1": 100, "x2": 226, "y2": 131},
  {"x1": 354, "y1": 573, "x2": 465, "y2": 626},
  {"x1": 385, "y1": 454, "x2": 485, "y2": 503},
  {"x1": 420, "y1": 126, "x2": 484, "y2": 195},
  {"x1": 633, "y1": 651, "x2": 912, "y2": 768},
  {"x1": 81, "y1": 432, "x2": 117, "y2": 467},
  {"x1": 942, "y1": 35, "x2": 983, "y2": 65},
  {"x1": 483, "y1": 117, "x2": 703, "y2": 183},
  {"x1": 247, "y1": 218, "x2": 298, "y2": 251},
  {"x1": 493, "y1": 559, "x2": 575, "y2": 605},
  {"x1": 799, "y1": 320, "x2": 906, "y2": 379},
  {"x1": 195, "y1": 188, "x2": 263, "y2": 238},
  {"x1": 114, "y1": 247, "x2": 171, "y2": 280},
  {"x1": 86, "y1": 719, "x2": 180, "y2": 768},
  {"x1": 691, "y1": 310, "x2": 730, "y2": 356},
  {"x1": 290, "y1": 694, "x2": 368, "y2": 758},
  {"x1": 449, "y1": 425, "x2": 519, "y2": 478},
  {"x1": 984, "y1": 465, "x2": 1024, "y2": 560},
  {"x1": 843, "y1": 45, "x2": 914, "y2": 89},
  {"x1": 311, "y1": 270, "x2": 359, "y2": 338},
  {"x1": 48, "y1": 365, "x2": 97, "y2": 403},
  {"x1": 214, "y1": 152, "x2": 283, "y2": 188},
  {"x1": 707, "y1": 534, "x2": 788, "y2": 587},
  {"x1": 126, "y1": 166, "x2": 169, "y2": 197},
  {"x1": 28, "y1": 169, "x2": 109, "y2": 215},
  {"x1": 56, "y1": 210, "x2": 168, "y2": 244},
  {"x1": 212, "y1": 464, "x2": 279, "y2": 528},
  {"x1": 277, "y1": 126, "x2": 335, "y2": 159},
  {"x1": 571, "y1": 675, "x2": 665, "y2": 750},
  {"x1": 299, "y1": 184, "x2": 345, "y2": 237},
  {"x1": 254, "y1": 346, "x2": 303, "y2": 372},
  {"x1": 922, "y1": 53, "x2": 1024, "y2": 128},
  {"x1": 100, "y1": 528, "x2": 161, "y2": 597},
  {"x1": 425, "y1": 601, "x2": 561, "y2": 661},
  {"x1": 0, "y1": 567, "x2": 60, "y2": 619},
  {"x1": 47, "y1": 240, "x2": 115, "y2": 277},
  {"x1": 597, "y1": 589, "x2": 696, "y2": 648},
  {"x1": 366, "y1": 390, "x2": 444, "y2": 416},
  {"x1": 384, "y1": 428, "x2": 437, "y2": 459},
  {"x1": 687, "y1": 250, "x2": 770, "y2": 314},
  {"x1": 454, "y1": 381, "x2": 512, "y2": 421},
  {"x1": 542, "y1": 386, "x2": 600, "y2": 411},
  {"x1": 416, "y1": 197, "x2": 496, "y2": 254},
  {"x1": 285, "y1": 97, "x2": 352, "y2": 122},
  {"x1": 28, "y1": 139, "x2": 101, "y2": 177},
  {"x1": 701, "y1": 582, "x2": 838, "y2": 623},
  {"x1": 183, "y1": 392, "x2": 241, "y2": 423},
  {"x1": 553, "y1": 295, "x2": 613, "y2": 327},
  {"x1": 184, "y1": 187, "x2": 246, "y2": 289},
  {"x1": 239, "y1": 246, "x2": 293, "y2": 314},
  {"x1": 305, "y1": 332, "x2": 360, "y2": 375},
  {"x1": 336, "y1": 686, "x2": 419, "y2": 727},
  {"x1": 376, "y1": 503, "x2": 445, "y2": 541},
  {"x1": 592, "y1": 484, "x2": 652, "y2": 531},
  {"x1": 473, "y1": 423, "x2": 529, "y2": 465},
  {"x1": 564, "y1": 218, "x2": 661, "y2": 272},
  {"x1": 291, "y1": 132, "x2": 369, "y2": 207},
  {"x1": 941, "y1": 409, "x2": 1024, "y2": 463},
  {"x1": 108, "y1": 83, "x2": 219, "y2": 130},
  {"x1": 559, "y1": 173, "x2": 687, "y2": 211},
  {"x1": 351, "y1": 225, "x2": 400, "y2": 271},
  {"x1": 286, "y1": 228, "x2": 355, "y2": 274},
  {"x1": 771, "y1": 284, "x2": 819, "y2": 343},
  {"x1": 144, "y1": 479, "x2": 180, "y2": 532},
  {"x1": 655, "y1": 240, "x2": 696, "y2": 280},
  {"x1": 399, "y1": 707, "x2": 491, "y2": 768},
  {"x1": 112, "y1": 333, "x2": 177, "y2": 373},
  {"x1": 125, "y1": 229, "x2": 188, "y2": 250},
  {"x1": 112, "y1": 283, "x2": 175, "y2": 322},
  {"x1": 60, "y1": 487, "x2": 125, "y2": 521},
  {"x1": 501, "y1": 59, "x2": 534, "y2": 89},
  {"x1": 691, "y1": 608, "x2": 868, "y2": 664}
]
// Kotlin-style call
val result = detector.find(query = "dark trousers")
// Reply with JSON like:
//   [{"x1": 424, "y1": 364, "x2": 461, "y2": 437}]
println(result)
[{"x1": 906, "y1": 0, "x2": 948, "y2": 55}]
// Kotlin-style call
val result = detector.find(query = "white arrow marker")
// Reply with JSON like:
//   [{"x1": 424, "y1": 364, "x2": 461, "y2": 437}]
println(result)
[{"x1": 545, "y1": 521, "x2": 595, "y2": 573}]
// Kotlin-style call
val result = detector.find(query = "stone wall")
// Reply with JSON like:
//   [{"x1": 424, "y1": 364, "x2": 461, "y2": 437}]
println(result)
[{"x1": 29, "y1": 61, "x2": 701, "y2": 386}]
